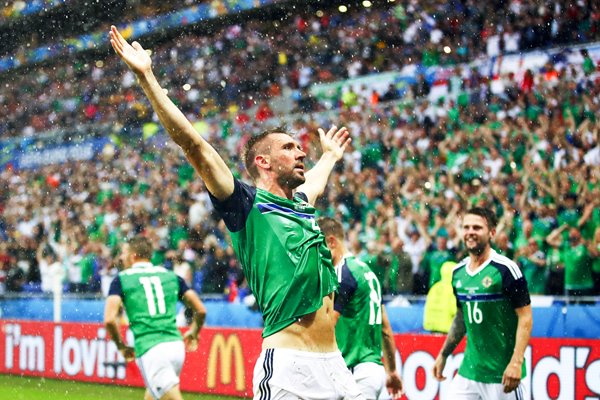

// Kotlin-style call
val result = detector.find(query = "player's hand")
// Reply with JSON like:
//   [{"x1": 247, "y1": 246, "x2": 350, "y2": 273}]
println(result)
[
  {"x1": 386, "y1": 371, "x2": 404, "y2": 399},
  {"x1": 317, "y1": 126, "x2": 351, "y2": 161},
  {"x1": 432, "y1": 354, "x2": 447, "y2": 381},
  {"x1": 183, "y1": 330, "x2": 199, "y2": 352},
  {"x1": 119, "y1": 345, "x2": 135, "y2": 362},
  {"x1": 109, "y1": 25, "x2": 152, "y2": 76},
  {"x1": 501, "y1": 362, "x2": 522, "y2": 393}
]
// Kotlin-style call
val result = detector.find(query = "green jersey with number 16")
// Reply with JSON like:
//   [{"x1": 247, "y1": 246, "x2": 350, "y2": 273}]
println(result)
[
  {"x1": 109, "y1": 262, "x2": 189, "y2": 357},
  {"x1": 334, "y1": 255, "x2": 383, "y2": 369},
  {"x1": 452, "y1": 250, "x2": 531, "y2": 384}
]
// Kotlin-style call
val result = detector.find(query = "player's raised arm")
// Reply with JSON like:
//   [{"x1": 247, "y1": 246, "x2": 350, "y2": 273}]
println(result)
[
  {"x1": 296, "y1": 126, "x2": 350, "y2": 204},
  {"x1": 109, "y1": 26, "x2": 234, "y2": 200}
]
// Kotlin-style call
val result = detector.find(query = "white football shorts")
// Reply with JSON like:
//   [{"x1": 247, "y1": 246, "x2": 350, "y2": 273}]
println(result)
[
  {"x1": 351, "y1": 362, "x2": 390, "y2": 400},
  {"x1": 253, "y1": 348, "x2": 365, "y2": 400},
  {"x1": 448, "y1": 374, "x2": 528, "y2": 400},
  {"x1": 136, "y1": 340, "x2": 185, "y2": 399}
]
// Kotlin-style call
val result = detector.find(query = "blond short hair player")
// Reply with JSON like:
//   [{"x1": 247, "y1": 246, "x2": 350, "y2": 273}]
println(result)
[{"x1": 104, "y1": 237, "x2": 206, "y2": 400}]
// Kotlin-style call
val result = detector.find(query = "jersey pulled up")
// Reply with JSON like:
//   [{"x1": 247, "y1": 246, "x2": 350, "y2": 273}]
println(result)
[
  {"x1": 210, "y1": 179, "x2": 338, "y2": 338},
  {"x1": 108, "y1": 262, "x2": 189, "y2": 356},
  {"x1": 452, "y1": 250, "x2": 531, "y2": 383}
]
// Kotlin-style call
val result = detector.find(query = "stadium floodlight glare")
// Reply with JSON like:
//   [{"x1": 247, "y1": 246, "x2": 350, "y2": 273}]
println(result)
[
  {"x1": 363, "y1": 0, "x2": 372, "y2": 7},
  {"x1": 443, "y1": 46, "x2": 452, "y2": 54},
  {"x1": 339, "y1": 5, "x2": 348, "y2": 12}
]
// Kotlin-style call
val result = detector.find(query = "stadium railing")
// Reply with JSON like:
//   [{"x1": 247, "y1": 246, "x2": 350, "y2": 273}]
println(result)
[{"x1": 1, "y1": 291, "x2": 598, "y2": 338}]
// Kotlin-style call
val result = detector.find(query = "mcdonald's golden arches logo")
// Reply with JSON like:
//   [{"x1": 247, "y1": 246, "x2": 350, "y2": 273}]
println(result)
[{"x1": 207, "y1": 333, "x2": 245, "y2": 391}]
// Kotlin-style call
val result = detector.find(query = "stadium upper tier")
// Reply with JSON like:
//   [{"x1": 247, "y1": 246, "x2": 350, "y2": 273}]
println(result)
[
  {"x1": 0, "y1": 0, "x2": 283, "y2": 62},
  {"x1": 0, "y1": 0, "x2": 71, "y2": 24},
  {"x1": 1, "y1": 1, "x2": 599, "y2": 139}
]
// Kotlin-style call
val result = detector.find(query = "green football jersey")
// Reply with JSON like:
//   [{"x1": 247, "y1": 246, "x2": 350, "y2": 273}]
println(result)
[
  {"x1": 562, "y1": 244, "x2": 593, "y2": 290},
  {"x1": 334, "y1": 255, "x2": 383, "y2": 368},
  {"x1": 452, "y1": 250, "x2": 531, "y2": 384},
  {"x1": 211, "y1": 179, "x2": 338, "y2": 338},
  {"x1": 110, "y1": 262, "x2": 185, "y2": 357}
]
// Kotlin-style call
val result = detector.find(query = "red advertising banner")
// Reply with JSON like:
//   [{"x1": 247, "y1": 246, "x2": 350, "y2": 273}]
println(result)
[{"x1": 1, "y1": 320, "x2": 599, "y2": 399}]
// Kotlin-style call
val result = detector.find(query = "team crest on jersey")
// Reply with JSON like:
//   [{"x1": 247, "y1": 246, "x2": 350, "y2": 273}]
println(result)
[
  {"x1": 456, "y1": 280, "x2": 462, "y2": 289},
  {"x1": 482, "y1": 276, "x2": 493, "y2": 288}
]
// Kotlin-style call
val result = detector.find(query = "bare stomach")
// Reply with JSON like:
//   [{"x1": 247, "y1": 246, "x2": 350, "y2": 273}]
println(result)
[{"x1": 261, "y1": 293, "x2": 338, "y2": 352}]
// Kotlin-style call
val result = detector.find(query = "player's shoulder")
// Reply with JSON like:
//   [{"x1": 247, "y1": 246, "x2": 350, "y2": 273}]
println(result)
[
  {"x1": 345, "y1": 256, "x2": 371, "y2": 274},
  {"x1": 452, "y1": 257, "x2": 469, "y2": 276},
  {"x1": 119, "y1": 264, "x2": 170, "y2": 276},
  {"x1": 488, "y1": 251, "x2": 523, "y2": 279}
]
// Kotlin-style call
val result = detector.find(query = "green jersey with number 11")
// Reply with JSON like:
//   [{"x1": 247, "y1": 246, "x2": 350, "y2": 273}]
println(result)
[
  {"x1": 109, "y1": 262, "x2": 188, "y2": 357},
  {"x1": 334, "y1": 255, "x2": 383, "y2": 368},
  {"x1": 452, "y1": 250, "x2": 531, "y2": 383}
]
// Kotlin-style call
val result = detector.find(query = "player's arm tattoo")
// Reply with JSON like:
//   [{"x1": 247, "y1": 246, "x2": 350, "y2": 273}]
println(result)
[
  {"x1": 441, "y1": 309, "x2": 466, "y2": 358},
  {"x1": 381, "y1": 306, "x2": 397, "y2": 372}
]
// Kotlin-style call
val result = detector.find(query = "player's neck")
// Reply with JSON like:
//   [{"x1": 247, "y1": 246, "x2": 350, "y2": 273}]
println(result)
[
  {"x1": 256, "y1": 179, "x2": 293, "y2": 199},
  {"x1": 331, "y1": 244, "x2": 351, "y2": 267},
  {"x1": 468, "y1": 246, "x2": 492, "y2": 271}
]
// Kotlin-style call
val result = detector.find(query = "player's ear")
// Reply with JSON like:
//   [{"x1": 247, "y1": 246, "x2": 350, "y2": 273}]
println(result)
[
  {"x1": 255, "y1": 154, "x2": 270, "y2": 171},
  {"x1": 325, "y1": 235, "x2": 337, "y2": 249}
]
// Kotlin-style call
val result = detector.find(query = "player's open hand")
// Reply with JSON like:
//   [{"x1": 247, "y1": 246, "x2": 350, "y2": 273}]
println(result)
[
  {"x1": 317, "y1": 126, "x2": 351, "y2": 161},
  {"x1": 183, "y1": 330, "x2": 199, "y2": 352},
  {"x1": 109, "y1": 25, "x2": 152, "y2": 76},
  {"x1": 119, "y1": 345, "x2": 135, "y2": 362},
  {"x1": 386, "y1": 371, "x2": 404, "y2": 399},
  {"x1": 501, "y1": 362, "x2": 522, "y2": 393}
]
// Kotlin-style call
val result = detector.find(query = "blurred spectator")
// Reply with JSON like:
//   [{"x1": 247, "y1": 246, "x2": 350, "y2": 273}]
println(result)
[
  {"x1": 423, "y1": 261, "x2": 457, "y2": 334},
  {"x1": 591, "y1": 227, "x2": 600, "y2": 294},
  {"x1": 547, "y1": 225, "x2": 594, "y2": 297},
  {"x1": 516, "y1": 238, "x2": 547, "y2": 295},
  {"x1": 200, "y1": 236, "x2": 230, "y2": 294},
  {"x1": 6, "y1": 263, "x2": 25, "y2": 292}
]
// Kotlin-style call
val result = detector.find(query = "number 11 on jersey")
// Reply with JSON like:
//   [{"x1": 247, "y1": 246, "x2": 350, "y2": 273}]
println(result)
[{"x1": 139, "y1": 276, "x2": 166, "y2": 316}]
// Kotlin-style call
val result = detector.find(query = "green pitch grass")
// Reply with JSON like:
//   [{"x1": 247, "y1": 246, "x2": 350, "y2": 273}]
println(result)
[{"x1": 0, "y1": 375, "x2": 246, "y2": 400}]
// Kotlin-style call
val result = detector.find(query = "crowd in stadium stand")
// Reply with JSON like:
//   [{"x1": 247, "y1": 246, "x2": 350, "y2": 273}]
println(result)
[
  {"x1": 2, "y1": 0, "x2": 600, "y2": 138},
  {"x1": 0, "y1": 1, "x2": 599, "y2": 299}
]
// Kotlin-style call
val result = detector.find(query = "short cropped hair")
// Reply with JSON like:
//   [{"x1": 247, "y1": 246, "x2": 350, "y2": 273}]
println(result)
[
  {"x1": 128, "y1": 236, "x2": 154, "y2": 260},
  {"x1": 317, "y1": 217, "x2": 344, "y2": 240},
  {"x1": 242, "y1": 126, "x2": 291, "y2": 180},
  {"x1": 465, "y1": 207, "x2": 498, "y2": 229}
]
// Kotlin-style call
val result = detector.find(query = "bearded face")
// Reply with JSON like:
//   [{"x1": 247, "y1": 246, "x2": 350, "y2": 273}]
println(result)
[
  {"x1": 462, "y1": 214, "x2": 494, "y2": 256},
  {"x1": 263, "y1": 133, "x2": 306, "y2": 190}
]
